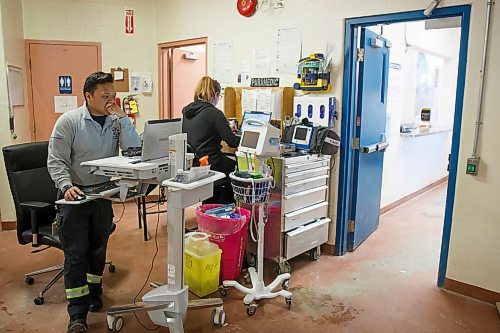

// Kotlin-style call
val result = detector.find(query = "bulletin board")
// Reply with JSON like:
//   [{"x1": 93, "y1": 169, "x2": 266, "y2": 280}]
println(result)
[
  {"x1": 223, "y1": 86, "x2": 294, "y2": 126},
  {"x1": 7, "y1": 65, "x2": 24, "y2": 107},
  {"x1": 111, "y1": 67, "x2": 129, "y2": 92}
]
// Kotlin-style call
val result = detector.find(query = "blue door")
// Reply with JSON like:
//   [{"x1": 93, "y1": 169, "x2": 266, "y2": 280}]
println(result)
[{"x1": 348, "y1": 28, "x2": 390, "y2": 251}]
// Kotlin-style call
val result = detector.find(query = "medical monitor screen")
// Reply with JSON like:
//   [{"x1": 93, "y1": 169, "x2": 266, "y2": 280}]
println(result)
[
  {"x1": 240, "y1": 111, "x2": 272, "y2": 132},
  {"x1": 294, "y1": 127, "x2": 309, "y2": 141},
  {"x1": 240, "y1": 131, "x2": 260, "y2": 150}
]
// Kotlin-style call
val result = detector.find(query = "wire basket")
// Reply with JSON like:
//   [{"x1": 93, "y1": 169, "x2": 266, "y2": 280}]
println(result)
[{"x1": 229, "y1": 172, "x2": 273, "y2": 205}]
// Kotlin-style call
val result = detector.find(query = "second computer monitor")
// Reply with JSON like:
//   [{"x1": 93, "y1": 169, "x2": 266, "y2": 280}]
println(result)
[
  {"x1": 240, "y1": 111, "x2": 272, "y2": 132},
  {"x1": 142, "y1": 118, "x2": 182, "y2": 161}
]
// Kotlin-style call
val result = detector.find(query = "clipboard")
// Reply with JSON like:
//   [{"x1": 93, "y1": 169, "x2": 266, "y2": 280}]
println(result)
[{"x1": 111, "y1": 67, "x2": 129, "y2": 92}]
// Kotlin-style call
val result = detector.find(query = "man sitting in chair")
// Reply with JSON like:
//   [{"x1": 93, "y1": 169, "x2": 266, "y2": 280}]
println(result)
[{"x1": 48, "y1": 72, "x2": 141, "y2": 333}]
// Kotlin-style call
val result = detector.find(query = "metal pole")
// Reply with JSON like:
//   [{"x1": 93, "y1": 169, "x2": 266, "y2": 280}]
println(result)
[{"x1": 472, "y1": 0, "x2": 495, "y2": 158}]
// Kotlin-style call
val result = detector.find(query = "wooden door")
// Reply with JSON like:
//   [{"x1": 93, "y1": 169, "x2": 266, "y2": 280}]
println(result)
[
  {"x1": 170, "y1": 48, "x2": 206, "y2": 119},
  {"x1": 27, "y1": 41, "x2": 101, "y2": 141}
]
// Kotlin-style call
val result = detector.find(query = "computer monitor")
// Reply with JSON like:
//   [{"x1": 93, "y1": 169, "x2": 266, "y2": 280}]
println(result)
[
  {"x1": 240, "y1": 111, "x2": 272, "y2": 133},
  {"x1": 142, "y1": 118, "x2": 182, "y2": 161},
  {"x1": 291, "y1": 125, "x2": 314, "y2": 151},
  {"x1": 238, "y1": 121, "x2": 280, "y2": 157}
]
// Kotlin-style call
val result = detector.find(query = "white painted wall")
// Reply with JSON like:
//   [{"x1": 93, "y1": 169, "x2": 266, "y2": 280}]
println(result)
[
  {"x1": 0, "y1": 0, "x2": 497, "y2": 295},
  {"x1": 379, "y1": 21, "x2": 459, "y2": 207}
]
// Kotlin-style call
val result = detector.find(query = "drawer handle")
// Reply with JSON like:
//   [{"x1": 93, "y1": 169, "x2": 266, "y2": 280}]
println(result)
[
  {"x1": 284, "y1": 186, "x2": 328, "y2": 199},
  {"x1": 285, "y1": 175, "x2": 329, "y2": 187}
]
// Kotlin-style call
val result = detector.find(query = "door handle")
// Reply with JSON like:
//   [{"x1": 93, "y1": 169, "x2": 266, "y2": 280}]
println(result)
[{"x1": 361, "y1": 141, "x2": 389, "y2": 154}]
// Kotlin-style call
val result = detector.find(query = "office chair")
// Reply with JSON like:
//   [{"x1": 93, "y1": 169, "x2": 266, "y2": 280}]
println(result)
[{"x1": 2, "y1": 141, "x2": 116, "y2": 305}]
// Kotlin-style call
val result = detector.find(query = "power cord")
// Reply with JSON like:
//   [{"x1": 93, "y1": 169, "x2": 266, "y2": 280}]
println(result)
[{"x1": 132, "y1": 195, "x2": 163, "y2": 331}]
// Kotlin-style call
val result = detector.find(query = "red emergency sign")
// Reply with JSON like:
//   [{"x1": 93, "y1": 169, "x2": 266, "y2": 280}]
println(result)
[{"x1": 125, "y1": 9, "x2": 134, "y2": 34}]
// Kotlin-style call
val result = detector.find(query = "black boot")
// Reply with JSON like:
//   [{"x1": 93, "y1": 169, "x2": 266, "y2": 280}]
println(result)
[
  {"x1": 89, "y1": 294, "x2": 103, "y2": 312},
  {"x1": 67, "y1": 313, "x2": 88, "y2": 333}
]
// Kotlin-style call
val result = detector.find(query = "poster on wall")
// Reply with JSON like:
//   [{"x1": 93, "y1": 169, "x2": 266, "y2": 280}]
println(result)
[
  {"x1": 6, "y1": 65, "x2": 24, "y2": 107},
  {"x1": 276, "y1": 27, "x2": 302, "y2": 74}
]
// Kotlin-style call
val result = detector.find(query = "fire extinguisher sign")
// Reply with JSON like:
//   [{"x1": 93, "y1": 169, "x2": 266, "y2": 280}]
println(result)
[{"x1": 125, "y1": 9, "x2": 134, "y2": 34}]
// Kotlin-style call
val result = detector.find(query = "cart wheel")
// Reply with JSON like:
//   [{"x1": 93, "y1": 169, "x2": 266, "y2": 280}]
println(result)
[
  {"x1": 34, "y1": 296, "x2": 44, "y2": 305},
  {"x1": 107, "y1": 315, "x2": 123, "y2": 332},
  {"x1": 108, "y1": 264, "x2": 116, "y2": 273},
  {"x1": 286, "y1": 297, "x2": 292, "y2": 310},
  {"x1": 211, "y1": 306, "x2": 225, "y2": 327},
  {"x1": 278, "y1": 261, "x2": 291, "y2": 275},
  {"x1": 246, "y1": 304, "x2": 257, "y2": 316},
  {"x1": 309, "y1": 246, "x2": 320, "y2": 261},
  {"x1": 282, "y1": 279, "x2": 289, "y2": 291},
  {"x1": 25, "y1": 276, "x2": 34, "y2": 285},
  {"x1": 244, "y1": 273, "x2": 252, "y2": 285},
  {"x1": 219, "y1": 287, "x2": 229, "y2": 297},
  {"x1": 246, "y1": 252, "x2": 256, "y2": 267}
]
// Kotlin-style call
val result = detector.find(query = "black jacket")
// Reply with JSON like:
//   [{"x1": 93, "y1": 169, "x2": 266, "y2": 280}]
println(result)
[{"x1": 182, "y1": 100, "x2": 240, "y2": 166}]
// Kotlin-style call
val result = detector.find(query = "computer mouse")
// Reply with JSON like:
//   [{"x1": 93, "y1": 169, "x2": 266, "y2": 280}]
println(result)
[{"x1": 74, "y1": 194, "x2": 86, "y2": 201}]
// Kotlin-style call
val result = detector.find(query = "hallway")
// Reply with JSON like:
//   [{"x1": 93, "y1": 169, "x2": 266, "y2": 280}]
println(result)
[{"x1": 0, "y1": 183, "x2": 498, "y2": 332}]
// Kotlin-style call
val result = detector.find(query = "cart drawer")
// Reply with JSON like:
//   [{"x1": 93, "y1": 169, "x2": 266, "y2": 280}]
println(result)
[
  {"x1": 284, "y1": 159, "x2": 329, "y2": 175},
  {"x1": 285, "y1": 218, "x2": 330, "y2": 259},
  {"x1": 283, "y1": 186, "x2": 328, "y2": 214},
  {"x1": 283, "y1": 201, "x2": 329, "y2": 232},
  {"x1": 284, "y1": 166, "x2": 329, "y2": 184},
  {"x1": 284, "y1": 175, "x2": 328, "y2": 196}
]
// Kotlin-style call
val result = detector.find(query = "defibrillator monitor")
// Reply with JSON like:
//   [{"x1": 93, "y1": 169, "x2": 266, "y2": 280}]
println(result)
[
  {"x1": 238, "y1": 120, "x2": 280, "y2": 157},
  {"x1": 291, "y1": 125, "x2": 314, "y2": 150}
]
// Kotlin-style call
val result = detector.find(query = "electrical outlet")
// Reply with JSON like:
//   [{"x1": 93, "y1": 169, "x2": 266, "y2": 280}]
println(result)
[{"x1": 274, "y1": 0, "x2": 285, "y2": 9}]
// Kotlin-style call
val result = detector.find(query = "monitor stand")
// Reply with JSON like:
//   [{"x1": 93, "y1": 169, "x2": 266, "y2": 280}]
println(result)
[{"x1": 105, "y1": 172, "x2": 226, "y2": 333}]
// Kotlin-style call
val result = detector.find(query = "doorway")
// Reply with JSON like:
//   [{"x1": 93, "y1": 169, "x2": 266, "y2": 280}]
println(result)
[
  {"x1": 336, "y1": 5, "x2": 471, "y2": 288},
  {"x1": 25, "y1": 40, "x2": 101, "y2": 141},
  {"x1": 158, "y1": 37, "x2": 207, "y2": 119}
]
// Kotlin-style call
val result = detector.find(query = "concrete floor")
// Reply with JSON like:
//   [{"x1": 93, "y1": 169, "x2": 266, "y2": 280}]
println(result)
[{"x1": 0, "y1": 183, "x2": 499, "y2": 332}]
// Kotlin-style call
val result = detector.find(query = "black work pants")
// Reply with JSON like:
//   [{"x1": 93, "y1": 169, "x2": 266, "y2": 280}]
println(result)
[{"x1": 57, "y1": 199, "x2": 113, "y2": 316}]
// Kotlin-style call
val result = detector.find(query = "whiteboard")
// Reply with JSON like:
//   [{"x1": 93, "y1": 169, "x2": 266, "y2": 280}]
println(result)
[{"x1": 7, "y1": 64, "x2": 24, "y2": 107}]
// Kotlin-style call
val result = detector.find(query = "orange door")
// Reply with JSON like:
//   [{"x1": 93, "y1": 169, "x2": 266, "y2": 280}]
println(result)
[
  {"x1": 170, "y1": 48, "x2": 206, "y2": 119},
  {"x1": 27, "y1": 42, "x2": 101, "y2": 141}
]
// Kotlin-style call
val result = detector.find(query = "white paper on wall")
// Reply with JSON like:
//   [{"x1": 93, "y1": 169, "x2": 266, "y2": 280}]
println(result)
[
  {"x1": 253, "y1": 48, "x2": 270, "y2": 76},
  {"x1": 130, "y1": 72, "x2": 141, "y2": 93},
  {"x1": 271, "y1": 89, "x2": 283, "y2": 120},
  {"x1": 276, "y1": 27, "x2": 302, "y2": 74},
  {"x1": 213, "y1": 42, "x2": 233, "y2": 83},
  {"x1": 54, "y1": 95, "x2": 78, "y2": 113},
  {"x1": 256, "y1": 89, "x2": 272, "y2": 113},
  {"x1": 237, "y1": 61, "x2": 251, "y2": 86},
  {"x1": 242, "y1": 89, "x2": 257, "y2": 113}
]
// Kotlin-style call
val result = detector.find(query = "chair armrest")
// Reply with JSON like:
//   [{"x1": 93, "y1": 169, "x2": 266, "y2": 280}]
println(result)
[
  {"x1": 20, "y1": 201, "x2": 53, "y2": 246},
  {"x1": 20, "y1": 201, "x2": 52, "y2": 210}
]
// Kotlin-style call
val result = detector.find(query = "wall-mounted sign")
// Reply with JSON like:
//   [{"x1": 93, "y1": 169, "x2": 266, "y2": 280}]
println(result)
[
  {"x1": 250, "y1": 77, "x2": 280, "y2": 87},
  {"x1": 125, "y1": 9, "x2": 134, "y2": 34},
  {"x1": 59, "y1": 76, "x2": 72, "y2": 94}
]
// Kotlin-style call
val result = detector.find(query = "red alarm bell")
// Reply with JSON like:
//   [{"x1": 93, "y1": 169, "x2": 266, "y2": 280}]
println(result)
[{"x1": 237, "y1": 0, "x2": 257, "y2": 17}]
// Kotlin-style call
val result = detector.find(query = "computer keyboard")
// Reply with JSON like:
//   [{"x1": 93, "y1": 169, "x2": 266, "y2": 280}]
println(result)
[{"x1": 81, "y1": 180, "x2": 120, "y2": 196}]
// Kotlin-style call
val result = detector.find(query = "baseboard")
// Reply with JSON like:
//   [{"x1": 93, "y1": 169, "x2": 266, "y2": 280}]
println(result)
[
  {"x1": 321, "y1": 243, "x2": 335, "y2": 255},
  {"x1": 444, "y1": 278, "x2": 500, "y2": 305},
  {"x1": 380, "y1": 176, "x2": 448, "y2": 215},
  {"x1": 1, "y1": 220, "x2": 16, "y2": 231}
]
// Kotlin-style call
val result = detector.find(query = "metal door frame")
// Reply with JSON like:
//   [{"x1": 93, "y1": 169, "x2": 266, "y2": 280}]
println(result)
[{"x1": 336, "y1": 5, "x2": 471, "y2": 288}]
